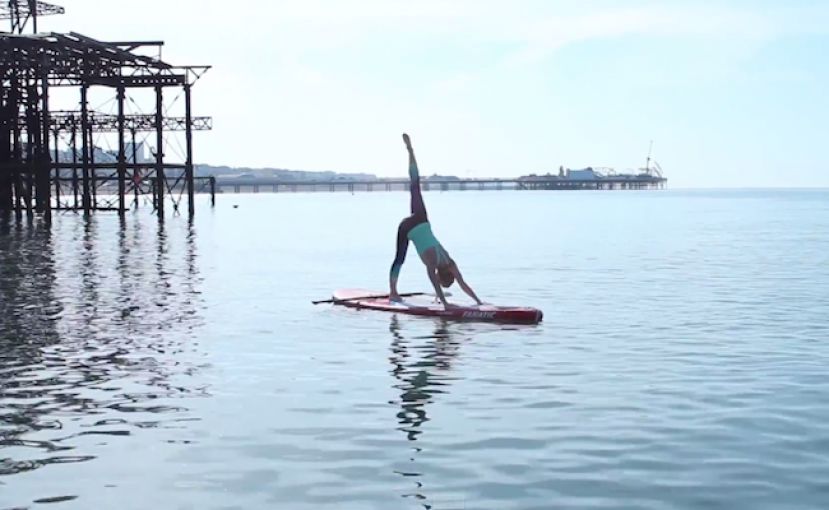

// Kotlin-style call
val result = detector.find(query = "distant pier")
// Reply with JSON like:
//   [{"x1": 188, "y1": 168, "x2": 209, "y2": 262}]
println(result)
[
  {"x1": 210, "y1": 163, "x2": 667, "y2": 194},
  {"x1": 212, "y1": 174, "x2": 667, "y2": 194}
]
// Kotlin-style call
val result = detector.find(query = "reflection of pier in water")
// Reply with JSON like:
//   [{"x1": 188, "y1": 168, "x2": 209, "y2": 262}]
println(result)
[
  {"x1": 388, "y1": 316, "x2": 464, "y2": 509},
  {"x1": 0, "y1": 216, "x2": 206, "y2": 480}
]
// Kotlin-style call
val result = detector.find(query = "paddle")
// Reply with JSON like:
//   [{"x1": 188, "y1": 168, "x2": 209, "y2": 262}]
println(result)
[{"x1": 312, "y1": 292, "x2": 426, "y2": 305}]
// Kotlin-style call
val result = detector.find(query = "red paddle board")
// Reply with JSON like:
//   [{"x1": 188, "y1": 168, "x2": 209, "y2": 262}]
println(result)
[{"x1": 331, "y1": 289, "x2": 543, "y2": 324}]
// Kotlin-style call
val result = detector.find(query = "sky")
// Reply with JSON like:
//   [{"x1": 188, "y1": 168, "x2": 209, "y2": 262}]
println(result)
[{"x1": 38, "y1": 0, "x2": 829, "y2": 187}]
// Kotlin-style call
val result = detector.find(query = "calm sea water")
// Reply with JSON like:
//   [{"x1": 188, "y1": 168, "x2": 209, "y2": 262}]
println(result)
[{"x1": 2, "y1": 189, "x2": 828, "y2": 509}]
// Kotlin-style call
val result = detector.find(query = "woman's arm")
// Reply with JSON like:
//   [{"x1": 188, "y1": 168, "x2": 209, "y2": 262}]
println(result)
[
  {"x1": 452, "y1": 264, "x2": 483, "y2": 305},
  {"x1": 426, "y1": 266, "x2": 449, "y2": 306}
]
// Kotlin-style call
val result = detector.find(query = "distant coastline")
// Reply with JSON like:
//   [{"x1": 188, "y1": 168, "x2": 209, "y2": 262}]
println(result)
[
  {"x1": 197, "y1": 164, "x2": 666, "y2": 193},
  {"x1": 194, "y1": 164, "x2": 460, "y2": 181},
  {"x1": 194, "y1": 164, "x2": 663, "y2": 184}
]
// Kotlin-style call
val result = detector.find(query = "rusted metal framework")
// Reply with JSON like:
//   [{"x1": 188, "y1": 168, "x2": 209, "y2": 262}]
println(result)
[
  {"x1": 1, "y1": 1, "x2": 212, "y2": 220},
  {"x1": 0, "y1": 0, "x2": 64, "y2": 34}
]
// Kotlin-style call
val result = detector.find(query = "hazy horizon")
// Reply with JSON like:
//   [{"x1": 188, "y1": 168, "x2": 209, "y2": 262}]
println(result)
[{"x1": 38, "y1": 1, "x2": 829, "y2": 188}]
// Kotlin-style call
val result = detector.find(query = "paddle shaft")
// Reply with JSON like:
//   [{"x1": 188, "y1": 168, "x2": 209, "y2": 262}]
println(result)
[{"x1": 312, "y1": 292, "x2": 426, "y2": 305}]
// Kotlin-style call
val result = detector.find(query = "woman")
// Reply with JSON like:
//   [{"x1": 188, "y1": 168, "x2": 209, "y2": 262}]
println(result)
[{"x1": 389, "y1": 133, "x2": 483, "y2": 308}]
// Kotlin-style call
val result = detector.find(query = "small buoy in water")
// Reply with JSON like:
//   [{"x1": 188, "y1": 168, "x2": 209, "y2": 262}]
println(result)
[{"x1": 233, "y1": 205, "x2": 239, "y2": 208}]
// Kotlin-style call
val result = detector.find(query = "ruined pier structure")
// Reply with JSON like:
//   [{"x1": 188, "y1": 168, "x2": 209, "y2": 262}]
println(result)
[{"x1": 1, "y1": 1, "x2": 212, "y2": 220}]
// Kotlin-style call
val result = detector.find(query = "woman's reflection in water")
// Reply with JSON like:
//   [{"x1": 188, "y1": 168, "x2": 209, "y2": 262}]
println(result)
[{"x1": 388, "y1": 315, "x2": 464, "y2": 509}]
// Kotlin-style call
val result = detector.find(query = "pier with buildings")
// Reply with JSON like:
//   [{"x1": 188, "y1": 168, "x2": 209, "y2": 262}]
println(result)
[{"x1": 211, "y1": 165, "x2": 667, "y2": 194}]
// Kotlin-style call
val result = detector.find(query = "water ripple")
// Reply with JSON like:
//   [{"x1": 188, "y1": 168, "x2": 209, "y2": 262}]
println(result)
[{"x1": 3, "y1": 190, "x2": 829, "y2": 509}]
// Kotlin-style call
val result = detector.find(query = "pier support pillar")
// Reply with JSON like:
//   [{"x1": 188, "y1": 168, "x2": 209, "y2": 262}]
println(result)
[
  {"x1": 131, "y1": 127, "x2": 139, "y2": 208},
  {"x1": 0, "y1": 83, "x2": 11, "y2": 213},
  {"x1": 116, "y1": 86, "x2": 126, "y2": 215},
  {"x1": 80, "y1": 85, "x2": 91, "y2": 213},
  {"x1": 184, "y1": 83, "x2": 195, "y2": 217},
  {"x1": 53, "y1": 130, "x2": 60, "y2": 207},
  {"x1": 70, "y1": 125, "x2": 78, "y2": 209},
  {"x1": 155, "y1": 85, "x2": 165, "y2": 219}
]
